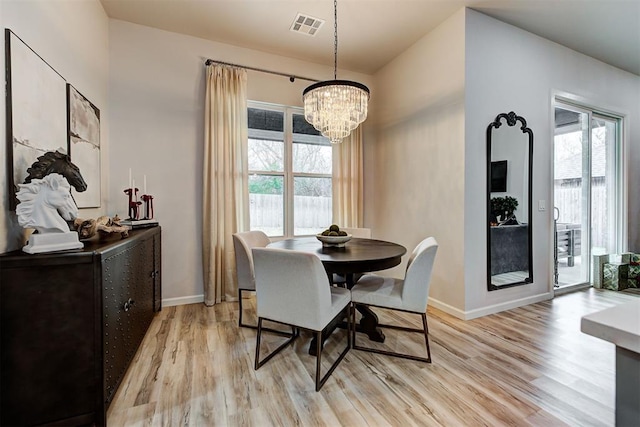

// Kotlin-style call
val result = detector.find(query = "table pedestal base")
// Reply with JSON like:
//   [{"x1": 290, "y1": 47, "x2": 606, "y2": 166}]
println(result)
[{"x1": 357, "y1": 306, "x2": 385, "y2": 342}]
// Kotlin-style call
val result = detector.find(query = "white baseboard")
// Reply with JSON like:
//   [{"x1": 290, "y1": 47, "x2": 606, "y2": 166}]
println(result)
[
  {"x1": 553, "y1": 283, "x2": 591, "y2": 296},
  {"x1": 162, "y1": 294, "x2": 204, "y2": 307},
  {"x1": 428, "y1": 298, "x2": 466, "y2": 319},
  {"x1": 429, "y1": 291, "x2": 554, "y2": 320}
]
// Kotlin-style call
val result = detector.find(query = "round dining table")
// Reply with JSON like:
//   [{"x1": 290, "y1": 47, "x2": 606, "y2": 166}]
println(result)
[{"x1": 268, "y1": 236, "x2": 407, "y2": 354}]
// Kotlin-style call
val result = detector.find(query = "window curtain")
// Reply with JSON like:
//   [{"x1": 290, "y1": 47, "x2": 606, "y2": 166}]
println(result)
[
  {"x1": 202, "y1": 64, "x2": 249, "y2": 306},
  {"x1": 332, "y1": 126, "x2": 363, "y2": 227}
]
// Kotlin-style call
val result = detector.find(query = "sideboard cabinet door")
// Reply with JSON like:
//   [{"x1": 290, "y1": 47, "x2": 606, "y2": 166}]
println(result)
[
  {"x1": 1, "y1": 258, "x2": 98, "y2": 426},
  {"x1": 153, "y1": 230, "x2": 162, "y2": 312},
  {"x1": 102, "y1": 228, "x2": 159, "y2": 405}
]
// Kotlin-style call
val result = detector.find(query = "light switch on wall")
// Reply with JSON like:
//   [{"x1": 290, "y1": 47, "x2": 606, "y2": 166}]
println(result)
[{"x1": 538, "y1": 200, "x2": 546, "y2": 211}]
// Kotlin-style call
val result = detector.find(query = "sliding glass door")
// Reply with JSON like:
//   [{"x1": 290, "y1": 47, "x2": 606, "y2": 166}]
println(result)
[{"x1": 553, "y1": 102, "x2": 622, "y2": 288}]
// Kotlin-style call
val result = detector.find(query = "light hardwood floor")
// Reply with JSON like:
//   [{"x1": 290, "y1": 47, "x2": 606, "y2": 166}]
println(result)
[{"x1": 107, "y1": 288, "x2": 638, "y2": 426}]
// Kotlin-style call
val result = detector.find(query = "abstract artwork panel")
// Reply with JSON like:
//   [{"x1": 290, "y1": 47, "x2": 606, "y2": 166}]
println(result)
[
  {"x1": 68, "y1": 84, "x2": 101, "y2": 207},
  {"x1": 5, "y1": 29, "x2": 67, "y2": 209}
]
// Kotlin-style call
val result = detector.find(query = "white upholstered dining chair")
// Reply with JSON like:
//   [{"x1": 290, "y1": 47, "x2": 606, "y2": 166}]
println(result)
[
  {"x1": 232, "y1": 230, "x2": 271, "y2": 329},
  {"x1": 350, "y1": 237, "x2": 438, "y2": 362},
  {"x1": 252, "y1": 247, "x2": 352, "y2": 391}
]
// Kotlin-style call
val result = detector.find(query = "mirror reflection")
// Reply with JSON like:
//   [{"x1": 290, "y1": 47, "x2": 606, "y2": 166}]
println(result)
[{"x1": 487, "y1": 112, "x2": 533, "y2": 290}]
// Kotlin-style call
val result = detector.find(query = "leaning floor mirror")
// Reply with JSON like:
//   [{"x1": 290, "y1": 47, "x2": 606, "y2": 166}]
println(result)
[{"x1": 486, "y1": 111, "x2": 533, "y2": 291}]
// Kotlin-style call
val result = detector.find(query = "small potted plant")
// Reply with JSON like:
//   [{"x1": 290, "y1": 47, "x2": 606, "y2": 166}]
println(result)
[
  {"x1": 491, "y1": 196, "x2": 518, "y2": 223},
  {"x1": 502, "y1": 196, "x2": 519, "y2": 220}
]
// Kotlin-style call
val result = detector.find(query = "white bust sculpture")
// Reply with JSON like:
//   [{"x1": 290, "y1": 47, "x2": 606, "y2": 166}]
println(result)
[{"x1": 15, "y1": 173, "x2": 83, "y2": 253}]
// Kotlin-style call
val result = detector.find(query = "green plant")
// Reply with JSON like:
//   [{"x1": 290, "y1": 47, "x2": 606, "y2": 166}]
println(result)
[{"x1": 491, "y1": 196, "x2": 518, "y2": 220}]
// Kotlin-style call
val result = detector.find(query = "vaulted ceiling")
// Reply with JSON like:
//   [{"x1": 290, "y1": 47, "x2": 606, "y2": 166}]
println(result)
[{"x1": 100, "y1": 0, "x2": 640, "y2": 76}]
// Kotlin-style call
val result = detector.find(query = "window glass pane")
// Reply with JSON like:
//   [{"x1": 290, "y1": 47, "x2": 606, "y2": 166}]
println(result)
[
  {"x1": 248, "y1": 138, "x2": 284, "y2": 171},
  {"x1": 248, "y1": 108, "x2": 284, "y2": 132},
  {"x1": 590, "y1": 115, "x2": 617, "y2": 254},
  {"x1": 249, "y1": 174, "x2": 283, "y2": 237},
  {"x1": 293, "y1": 142, "x2": 332, "y2": 174},
  {"x1": 293, "y1": 113, "x2": 321, "y2": 136},
  {"x1": 293, "y1": 113, "x2": 331, "y2": 173},
  {"x1": 554, "y1": 106, "x2": 589, "y2": 286},
  {"x1": 293, "y1": 177, "x2": 332, "y2": 235}
]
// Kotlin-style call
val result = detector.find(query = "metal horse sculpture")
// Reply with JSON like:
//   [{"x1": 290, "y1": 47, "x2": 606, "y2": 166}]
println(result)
[
  {"x1": 24, "y1": 150, "x2": 87, "y2": 193},
  {"x1": 16, "y1": 173, "x2": 79, "y2": 234}
]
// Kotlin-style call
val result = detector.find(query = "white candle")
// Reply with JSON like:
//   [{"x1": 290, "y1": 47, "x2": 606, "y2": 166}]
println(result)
[
  {"x1": 129, "y1": 168, "x2": 132, "y2": 189},
  {"x1": 144, "y1": 175, "x2": 147, "y2": 194},
  {"x1": 132, "y1": 178, "x2": 136, "y2": 192}
]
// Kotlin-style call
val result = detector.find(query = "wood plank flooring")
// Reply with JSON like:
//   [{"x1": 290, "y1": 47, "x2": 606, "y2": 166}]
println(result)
[{"x1": 107, "y1": 288, "x2": 638, "y2": 426}]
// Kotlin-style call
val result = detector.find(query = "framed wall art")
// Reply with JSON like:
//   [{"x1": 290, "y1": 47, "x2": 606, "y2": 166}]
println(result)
[
  {"x1": 67, "y1": 84, "x2": 101, "y2": 207},
  {"x1": 5, "y1": 29, "x2": 67, "y2": 209}
]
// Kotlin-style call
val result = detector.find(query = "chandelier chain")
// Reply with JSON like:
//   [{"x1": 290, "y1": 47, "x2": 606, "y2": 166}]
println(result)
[{"x1": 333, "y1": 0, "x2": 338, "y2": 79}]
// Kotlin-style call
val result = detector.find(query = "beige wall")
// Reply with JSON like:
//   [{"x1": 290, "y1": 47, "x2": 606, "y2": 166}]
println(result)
[
  {"x1": 108, "y1": 20, "x2": 373, "y2": 305},
  {"x1": 0, "y1": 0, "x2": 109, "y2": 253},
  {"x1": 370, "y1": 9, "x2": 466, "y2": 315}
]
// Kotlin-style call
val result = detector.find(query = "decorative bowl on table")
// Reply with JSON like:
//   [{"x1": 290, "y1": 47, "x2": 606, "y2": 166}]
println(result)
[{"x1": 316, "y1": 233, "x2": 352, "y2": 248}]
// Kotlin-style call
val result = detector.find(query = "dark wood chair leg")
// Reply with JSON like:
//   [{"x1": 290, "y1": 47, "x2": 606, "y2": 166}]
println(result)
[
  {"x1": 353, "y1": 307, "x2": 432, "y2": 363},
  {"x1": 254, "y1": 317, "x2": 263, "y2": 370},
  {"x1": 238, "y1": 288, "x2": 245, "y2": 328},
  {"x1": 254, "y1": 317, "x2": 298, "y2": 370},
  {"x1": 315, "y1": 306, "x2": 352, "y2": 391},
  {"x1": 422, "y1": 313, "x2": 432, "y2": 363},
  {"x1": 351, "y1": 303, "x2": 357, "y2": 349},
  {"x1": 315, "y1": 331, "x2": 323, "y2": 391}
]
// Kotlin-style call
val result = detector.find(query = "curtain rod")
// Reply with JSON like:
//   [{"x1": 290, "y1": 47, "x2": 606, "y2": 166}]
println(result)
[{"x1": 205, "y1": 59, "x2": 320, "y2": 83}]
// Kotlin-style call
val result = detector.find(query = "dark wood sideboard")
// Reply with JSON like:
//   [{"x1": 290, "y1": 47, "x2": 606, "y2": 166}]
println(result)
[{"x1": 0, "y1": 226, "x2": 161, "y2": 426}]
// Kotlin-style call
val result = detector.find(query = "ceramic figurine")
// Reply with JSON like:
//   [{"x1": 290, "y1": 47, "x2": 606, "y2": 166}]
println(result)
[{"x1": 15, "y1": 173, "x2": 83, "y2": 253}]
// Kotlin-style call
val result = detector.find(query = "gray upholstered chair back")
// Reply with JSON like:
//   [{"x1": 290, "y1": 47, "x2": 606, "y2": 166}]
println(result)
[
  {"x1": 232, "y1": 231, "x2": 270, "y2": 292},
  {"x1": 402, "y1": 237, "x2": 438, "y2": 313},
  {"x1": 253, "y1": 248, "x2": 339, "y2": 331}
]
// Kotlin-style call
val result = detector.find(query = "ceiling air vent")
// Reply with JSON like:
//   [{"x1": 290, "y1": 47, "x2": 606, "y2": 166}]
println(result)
[{"x1": 290, "y1": 13, "x2": 324, "y2": 36}]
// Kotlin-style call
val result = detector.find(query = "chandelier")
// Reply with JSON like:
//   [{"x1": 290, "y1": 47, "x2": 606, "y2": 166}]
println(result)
[{"x1": 303, "y1": 0, "x2": 370, "y2": 144}]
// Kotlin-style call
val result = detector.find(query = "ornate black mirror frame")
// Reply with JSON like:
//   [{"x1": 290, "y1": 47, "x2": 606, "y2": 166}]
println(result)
[{"x1": 486, "y1": 111, "x2": 533, "y2": 291}]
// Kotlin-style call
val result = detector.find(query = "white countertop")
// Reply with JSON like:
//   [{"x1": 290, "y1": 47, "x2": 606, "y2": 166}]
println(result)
[{"x1": 581, "y1": 299, "x2": 640, "y2": 353}]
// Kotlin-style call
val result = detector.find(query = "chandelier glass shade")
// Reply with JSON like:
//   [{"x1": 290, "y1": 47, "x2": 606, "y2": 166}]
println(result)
[
  {"x1": 303, "y1": 80, "x2": 369, "y2": 144},
  {"x1": 303, "y1": 0, "x2": 370, "y2": 144}
]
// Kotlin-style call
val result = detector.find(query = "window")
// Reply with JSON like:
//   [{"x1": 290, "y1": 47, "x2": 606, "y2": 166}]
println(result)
[{"x1": 248, "y1": 102, "x2": 332, "y2": 237}]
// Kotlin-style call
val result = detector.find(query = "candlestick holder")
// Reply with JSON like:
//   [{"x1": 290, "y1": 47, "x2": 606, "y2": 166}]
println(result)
[
  {"x1": 141, "y1": 194, "x2": 154, "y2": 220},
  {"x1": 124, "y1": 187, "x2": 141, "y2": 221},
  {"x1": 122, "y1": 188, "x2": 158, "y2": 228}
]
